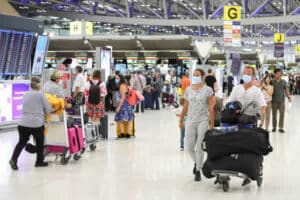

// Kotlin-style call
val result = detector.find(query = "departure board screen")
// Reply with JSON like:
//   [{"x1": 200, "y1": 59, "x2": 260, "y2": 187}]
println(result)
[
  {"x1": 4, "y1": 31, "x2": 23, "y2": 75},
  {"x1": 0, "y1": 29, "x2": 35, "y2": 76},
  {"x1": 17, "y1": 33, "x2": 34, "y2": 75},
  {"x1": 0, "y1": 30, "x2": 10, "y2": 75}
]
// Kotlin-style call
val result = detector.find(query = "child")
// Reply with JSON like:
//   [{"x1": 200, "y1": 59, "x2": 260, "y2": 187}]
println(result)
[{"x1": 175, "y1": 98, "x2": 186, "y2": 151}]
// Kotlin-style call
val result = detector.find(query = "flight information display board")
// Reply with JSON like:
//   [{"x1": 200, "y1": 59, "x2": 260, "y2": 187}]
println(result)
[{"x1": 0, "y1": 29, "x2": 34, "y2": 76}]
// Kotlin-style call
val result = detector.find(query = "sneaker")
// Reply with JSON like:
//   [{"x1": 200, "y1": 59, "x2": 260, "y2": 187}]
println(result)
[
  {"x1": 180, "y1": 147, "x2": 184, "y2": 151},
  {"x1": 125, "y1": 134, "x2": 131, "y2": 138},
  {"x1": 35, "y1": 162, "x2": 48, "y2": 167},
  {"x1": 272, "y1": 128, "x2": 276, "y2": 132},
  {"x1": 193, "y1": 163, "x2": 196, "y2": 175},
  {"x1": 9, "y1": 159, "x2": 18, "y2": 170},
  {"x1": 279, "y1": 129, "x2": 285, "y2": 133},
  {"x1": 194, "y1": 171, "x2": 201, "y2": 181}
]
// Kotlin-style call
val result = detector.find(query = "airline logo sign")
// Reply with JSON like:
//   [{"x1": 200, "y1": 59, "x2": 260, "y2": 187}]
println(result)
[{"x1": 223, "y1": 6, "x2": 241, "y2": 47}]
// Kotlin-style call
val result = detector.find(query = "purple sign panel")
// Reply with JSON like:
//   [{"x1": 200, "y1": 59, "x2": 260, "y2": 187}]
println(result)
[{"x1": 12, "y1": 83, "x2": 30, "y2": 120}]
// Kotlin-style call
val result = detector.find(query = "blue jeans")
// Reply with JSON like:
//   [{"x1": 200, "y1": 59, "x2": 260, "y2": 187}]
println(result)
[
  {"x1": 153, "y1": 91, "x2": 160, "y2": 109},
  {"x1": 180, "y1": 127, "x2": 185, "y2": 148}
]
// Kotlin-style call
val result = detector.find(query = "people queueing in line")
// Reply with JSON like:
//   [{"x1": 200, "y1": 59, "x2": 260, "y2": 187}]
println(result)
[
  {"x1": 72, "y1": 66, "x2": 86, "y2": 105},
  {"x1": 152, "y1": 72, "x2": 162, "y2": 110},
  {"x1": 271, "y1": 68, "x2": 292, "y2": 133},
  {"x1": 84, "y1": 70, "x2": 107, "y2": 123},
  {"x1": 179, "y1": 68, "x2": 216, "y2": 181},
  {"x1": 228, "y1": 66, "x2": 266, "y2": 120},
  {"x1": 114, "y1": 74, "x2": 134, "y2": 138},
  {"x1": 179, "y1": 72, "x2": 191, "y2": 95},
  {"x1": 131, "y1": 70, "x2": 146, "y2": 113},
  {"x1": 227, "y1": 72, "x2": 234, "y2": 96},
  {"x1": 205, "y1": 68, "x2": 218, "y2": 93},
  {"x1": 175, "y1": 98, "x2": 186, "y2": 151},
  {"x1": 106, "y1": 71, "x2": 120, "y2": 111},
  {"x1": 9, "y1": 77, "x2": 52, "y2": 170},
  {"x1": 260, "y1": 74, "x2": 274, "y2": 131}
]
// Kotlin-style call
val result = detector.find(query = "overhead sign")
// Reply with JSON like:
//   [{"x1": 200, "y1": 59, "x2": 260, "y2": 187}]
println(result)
[
  {"x1": 70, "y1": 21, "x2": 82, "y2": 35},
  {"x1": 223, "y1": 6, "x2": 241, "y2": 47},
  {"x1": 70, "y1": 21, "x2": 93, "y2": 35},
  {"x1": 274, "y1": 43, "x2": 284, "y2": 58},
  {"x1": 295, "y1": 44, "x2": 300, "y2": 52},
  {"x1": 85, "y1": 21, "x2": 93, "y2": 35},
  {"x1": 224, "y1": 6, "x2": 241, "y2": 21},
  {"x1": 274, "y1": 33, "x2": 285, "y2": 43}
]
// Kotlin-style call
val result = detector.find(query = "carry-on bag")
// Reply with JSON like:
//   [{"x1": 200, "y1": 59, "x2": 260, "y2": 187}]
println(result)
[
  {"x1": 68, "y1": 125, "x2": 84, "y2": 154},
  {"x1": 99, "y1": 114, "x2": 108, "y2": 139}
]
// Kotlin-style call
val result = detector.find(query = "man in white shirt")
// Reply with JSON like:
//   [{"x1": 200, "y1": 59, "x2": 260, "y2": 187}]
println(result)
[
  {"x1": 165, "y1": 70, "x2": 172, "y2": 84},
  {"x1": 72, "y1": 66, "x2": 86, "y2": 104},
  {"x1": 228, "y1": 66, "x2": 266, "y2": 117}
]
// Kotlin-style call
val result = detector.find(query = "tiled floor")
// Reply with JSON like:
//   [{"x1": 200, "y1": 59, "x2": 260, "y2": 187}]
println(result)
[{"x1": 0, "y1": 96, "x2": 300, "y2": 200}]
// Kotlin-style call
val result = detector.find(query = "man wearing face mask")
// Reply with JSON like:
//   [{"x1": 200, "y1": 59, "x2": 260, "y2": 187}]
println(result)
[
  {"x1": 179, "y1": 68, "x2": 215, "y2": 182},
  {"x1": 228, "y1": 66, "x2": 266, "y2": 118}
]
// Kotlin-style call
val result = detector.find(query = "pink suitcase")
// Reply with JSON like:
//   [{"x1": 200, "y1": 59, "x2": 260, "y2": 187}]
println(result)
[{"x1": 68, "y1": 126, "x2": 84, "y2": 154}]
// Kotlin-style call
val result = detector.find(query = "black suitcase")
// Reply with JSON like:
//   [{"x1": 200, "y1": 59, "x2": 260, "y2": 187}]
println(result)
[
  {"x1": 202, "y1": 153, "x2": 263, "y2": 180},
  {"x1": 99, "y1": 114, "x2": 108, "y2": 139}
]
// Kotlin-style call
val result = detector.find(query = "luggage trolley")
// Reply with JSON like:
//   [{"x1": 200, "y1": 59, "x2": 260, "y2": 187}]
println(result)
[
  {"x1": 202, "y1": 123, "x2": 263, "y2": 192},
  {"x1": 45, "y1": 105, "x2": 85, "y2": 165}
]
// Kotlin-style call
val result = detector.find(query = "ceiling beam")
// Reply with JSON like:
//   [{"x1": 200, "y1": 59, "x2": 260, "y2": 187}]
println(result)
[
  {"x1": 210, "y1": 0, "x2": 229, "y2": 19},
  {"x1": 291, "y1": 5, "x2": 300, "y2": 15},
  {"x1": 202, "y1": 0, "x2": 207, "y2": 19},
  {"x1": 177, "y1": 1, "x2": 201, "y2": 19},
  {"x1": 249, "y1": 0, "x2": 273, "y2": 17},
  {"x1": 41, "y1": 10, "x2": 300, "y2": 27}
]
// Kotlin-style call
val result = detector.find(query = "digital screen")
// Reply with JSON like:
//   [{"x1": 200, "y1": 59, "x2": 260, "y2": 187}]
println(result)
[
  {"x1": 0, "y1": 82, "x2": 30, "y2": 123},
  {"x1": 101, "y1": 48, "x2": 111, "y2": 81},
  {"x1": 145, "y1": 57, "x2": 157, "y2": 64},
  {"x1": 4, "y1": 31, "x2": 23, "y2": 75},
  {"x1": 77, "y1": 57, "x2": 88, "y2": 64},
  {"x1": 115, "y1": 63, "x2": 127, "y2": 75},
  {"x1": 32, "y1": 35, "x2": 49, "y2": 75},
  {"x1": 0, "y1": 30, "x2": 10, "y2": 75},
  {"x1": 17, "y1": 33, "x2": 34, "y2": 75},
  {"x1": 231, "y1": 53, "x2": 241, "y2": 76}
]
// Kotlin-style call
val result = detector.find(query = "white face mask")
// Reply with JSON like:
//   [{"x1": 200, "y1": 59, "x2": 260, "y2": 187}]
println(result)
[
  {"x1": 191, "y1": 76, "x2": 201, "y2": 85},
  {"x1": 242, "y1": 74, "x2": 252, "y2": 84}
]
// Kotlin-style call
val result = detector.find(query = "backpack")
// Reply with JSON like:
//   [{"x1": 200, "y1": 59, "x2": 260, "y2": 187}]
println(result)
[
  {"x1": 88, "y1": 80, "x2": 101, "y2": 105},
  {"x1": 127, "y1": 87, "x2": 138, "y2": 106}
]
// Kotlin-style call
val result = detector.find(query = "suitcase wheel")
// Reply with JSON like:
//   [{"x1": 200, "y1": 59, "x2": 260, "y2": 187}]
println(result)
[
  {"x1": 257, "y1": 176, "x2": 263, "y2": 187},
  {"x1": 89, "y1": 144, "x2": 97, "y2": 151},
  {"x1": 60, "y1": 149, "x2": 71, "y2": 165},
  {"x1": 222, "y1": 182, "x2": 229, "y2": 192},
  {"x1": 73, "y1": 154, "x2": 81, "y2": 161}
]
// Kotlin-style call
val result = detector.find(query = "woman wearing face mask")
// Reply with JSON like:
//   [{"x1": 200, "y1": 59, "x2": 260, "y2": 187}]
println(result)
[
  {"x1": 260, "y1": 75, "x2": 273, "y2": 130},
  {"x1": 179, "y1": 69, "x2": 216, "y2": 181}
]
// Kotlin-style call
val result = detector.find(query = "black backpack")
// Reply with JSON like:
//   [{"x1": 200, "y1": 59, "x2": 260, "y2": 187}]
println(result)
[{"x1": 88, "y1": 80, "x2": 101, "y2": 105}]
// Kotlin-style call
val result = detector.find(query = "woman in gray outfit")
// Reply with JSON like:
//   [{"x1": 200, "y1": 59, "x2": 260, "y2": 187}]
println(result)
[
  {"x1": 179, "y1": 68, "x2": 215, "y2": 181},
  {"x1": 9, "y1": 77, "x2": 52, "y2": 170}
]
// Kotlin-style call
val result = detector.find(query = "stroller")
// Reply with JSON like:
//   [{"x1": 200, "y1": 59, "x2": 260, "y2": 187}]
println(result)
[{"x1": 201, "y1": 101, "x2": 272, "y2": 192}]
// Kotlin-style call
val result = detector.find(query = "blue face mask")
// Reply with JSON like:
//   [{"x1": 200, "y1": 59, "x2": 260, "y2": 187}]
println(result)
[
  {"x1": 242, "y1": 74, "x2": 252, "y2": 84},
  {"x1": 191, "y1": 76, "x2": 201, "y2": 85},
  {"x1": 115, "y1": 79, "x2": 120, "y2": 84}
]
